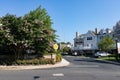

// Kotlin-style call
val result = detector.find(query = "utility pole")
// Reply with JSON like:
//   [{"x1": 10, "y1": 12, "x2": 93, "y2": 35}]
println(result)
[{"x1": 115, "y1": 39, "x2": 119, "y2": 61}]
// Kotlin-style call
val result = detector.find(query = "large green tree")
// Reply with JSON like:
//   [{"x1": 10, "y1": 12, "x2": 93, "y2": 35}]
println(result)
[
  {"x1": 23, "y1": 6, "x2": 56, "y2": 55},
  {"x1": 98, "y1": 36, "x2": 115, "y2": 52},
  {"x1": 1, "y1": 14, "x2": 29, "y2": 59},
  {"x1": 0, "y1": 6, "x2": 56, "y2": 59}
]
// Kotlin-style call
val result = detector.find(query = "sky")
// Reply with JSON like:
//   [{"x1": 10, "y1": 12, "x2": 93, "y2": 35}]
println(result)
[{"x1": 0, "y1": 0, "x2": 120, "y2": 44}]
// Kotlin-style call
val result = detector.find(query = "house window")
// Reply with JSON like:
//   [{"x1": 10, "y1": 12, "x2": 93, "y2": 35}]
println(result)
[
  {"x1": 91, "y1": 44, "x2": 93, "y2": 46},
  {"x1": 87, "y1": 37, "x2": 92, "y2": 40},
  {"x1": 117, "y1": 30, "x2": 120, "y2": 34},
  {"x1": 87, "y1": 44, "x2": 89, "y2": 47}
]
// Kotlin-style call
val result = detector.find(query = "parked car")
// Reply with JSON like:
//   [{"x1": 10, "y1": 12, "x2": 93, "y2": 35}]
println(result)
[
  {"x1": 94, "y1": 51, "x2": 110, "y2": 58},
  {"x1": 72, "y1": 52, "x2": 78, "y2": 56}
]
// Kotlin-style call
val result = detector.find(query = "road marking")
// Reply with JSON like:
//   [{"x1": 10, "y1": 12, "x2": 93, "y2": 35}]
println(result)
[{"x1": 52, "y1": 73, "x2": 64, "y2": 77}]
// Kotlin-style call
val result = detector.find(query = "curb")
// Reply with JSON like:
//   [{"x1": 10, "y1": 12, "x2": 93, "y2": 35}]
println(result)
[
  {"x1": 0, "y1": 58, "x2": 70, "y2": 70},
  {"x1": 93, "y1": 58, "x2": 120, "y2": 65}
]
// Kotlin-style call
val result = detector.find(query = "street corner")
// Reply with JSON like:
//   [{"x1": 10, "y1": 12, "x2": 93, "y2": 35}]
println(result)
[{"x1": 0, "y1": 58, "x2": 70, "y2": 70}]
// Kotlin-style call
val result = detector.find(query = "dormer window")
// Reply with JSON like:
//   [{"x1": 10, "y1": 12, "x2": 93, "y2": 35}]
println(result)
[{"x1": 87, "y1": 37, "x2": 92, "y2": 40}]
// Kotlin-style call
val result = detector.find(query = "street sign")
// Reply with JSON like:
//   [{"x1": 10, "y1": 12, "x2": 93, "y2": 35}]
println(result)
[
  {"x1": 117, "y1": 42, "x2": 120, "y2": 54},
  {"x1": 53, "y1": 43, "x2": 58, "y2": 50}
]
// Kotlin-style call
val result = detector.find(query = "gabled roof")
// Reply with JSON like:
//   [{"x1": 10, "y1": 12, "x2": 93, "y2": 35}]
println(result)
[{"x1": 86, "y1": 30, "x2": 97, "y2": 37}]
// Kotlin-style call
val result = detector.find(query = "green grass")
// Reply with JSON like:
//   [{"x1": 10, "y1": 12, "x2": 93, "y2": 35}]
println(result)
[{"x1": 97, "y1": 56, "x2": 118, "y2": 62}]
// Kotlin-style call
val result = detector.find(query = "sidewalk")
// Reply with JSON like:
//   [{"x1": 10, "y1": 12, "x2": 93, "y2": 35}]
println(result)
[{"x1": 0, "y1": 58, "x2": 70, "y2": 70}]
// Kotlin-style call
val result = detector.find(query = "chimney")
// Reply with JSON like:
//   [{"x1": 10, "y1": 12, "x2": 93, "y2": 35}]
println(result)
[
  {"x1": 95, "y1": 28, "x2": 98, "y2": 34},
  {"x1": 76, "y1": 32, "x2": 79, "y2": 39}
]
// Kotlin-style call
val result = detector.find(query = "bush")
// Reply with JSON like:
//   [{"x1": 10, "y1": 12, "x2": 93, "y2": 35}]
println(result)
[
  {"x1": 108, "y1": 54, "x2": 115, "y2": 57},
  {"x1": 56, "y1": 52, "x2": 62, "y2": 62},
  {"x1": 16, "y1": 58, "x2": 55, "y2": 65},
  {"x1": 0, "y1": 52, "x2": 62, "y2": 65},
  {"x1": 0, "y1": 56, "x2": 15, "y2": 65}
]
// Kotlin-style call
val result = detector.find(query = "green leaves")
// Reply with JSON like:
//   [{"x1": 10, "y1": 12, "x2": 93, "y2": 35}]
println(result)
[
  {"x1": 23, "y1": 6, "x2": 56, "y2": 55},
  {"x1": 0, "y1": 6, "x2": 56, "y2": 57},
  {"x1": 98, "y1": 36, "x2": 115, "y2": 51}
]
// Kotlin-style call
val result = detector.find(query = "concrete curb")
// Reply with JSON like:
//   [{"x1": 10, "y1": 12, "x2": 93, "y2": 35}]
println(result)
[
  {"x1": 93, "y1": 58, "x2": 120, "y2": 65},
  {"x1": 0, "y1": 58, "x2": 70, "y2": 70}
]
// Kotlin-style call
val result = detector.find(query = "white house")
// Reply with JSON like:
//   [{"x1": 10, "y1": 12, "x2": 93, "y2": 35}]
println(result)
[
  {"x1": 97, "y1": 28, "x2": 113, "y2": 43},
  {"x1": 83, "y1": 30, "x2": 98, "y2": 50},
  {"x1": 73, "y1": 32, "x2": 85, "y2": 50},
  {"x1": 73, "y1": 28, "x2": 113, "y2": 54},
  {"x1": 113, "y1": 21, "x2": 120, "y2": 40}
]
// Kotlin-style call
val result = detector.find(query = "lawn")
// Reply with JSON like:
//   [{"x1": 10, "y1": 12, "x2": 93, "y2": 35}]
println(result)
[{"x1": 97, "y1": 56, "x2": 116, "y2": 62}]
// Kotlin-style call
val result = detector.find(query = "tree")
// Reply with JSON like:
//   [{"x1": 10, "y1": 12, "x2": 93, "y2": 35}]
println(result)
[
  {"x1": 66, "y1": 42, "x2": 71, "y2": 44},
  {"x1": 61, "y1": 42, "x2": 66, "y2": 44},
  {"x1": 23, "y1": 6, "x2": 56, "y2": 55},
  {"x1": 1, "y1": 14, "x2": 28, "y2": 59},
  {"x1": 0, "y1": 6, "x2": 57, "y2": 59},
  {"x1": 98, "y1": 36, "x2": 115, "y2": 52}
]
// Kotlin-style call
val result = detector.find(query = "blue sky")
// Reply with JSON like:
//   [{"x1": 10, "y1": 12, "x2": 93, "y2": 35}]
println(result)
[{"x1": 0, "y1": 0, "x2": 120, "y2": 44}]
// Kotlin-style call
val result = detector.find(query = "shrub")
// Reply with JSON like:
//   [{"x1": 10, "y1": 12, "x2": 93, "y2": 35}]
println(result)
[
  {"x1": 16, "y1": 58, "x2": 55, "y2": 65},
  {"x1": 0, "y1": 57, "x2": 15, "y2": 65},
  {"x1": 56, "y1": 53, "x2": 62, "y2": 62},
  {"x1": 108, "y1": 54, "x2": 115, "y2": 57},
  {"x1": 0, "y1": 52, "x2": 62, "y2": 65}
]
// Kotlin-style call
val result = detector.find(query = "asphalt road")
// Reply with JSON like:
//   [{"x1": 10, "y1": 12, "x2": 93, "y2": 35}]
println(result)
[{"x1": 0, "y1": 56, "x2": 120, "y2": 80}]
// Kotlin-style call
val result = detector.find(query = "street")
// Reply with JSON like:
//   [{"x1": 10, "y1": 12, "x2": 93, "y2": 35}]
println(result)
[{"x1": 0, "y1": 56, "x2": 120, "y2": 80}]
